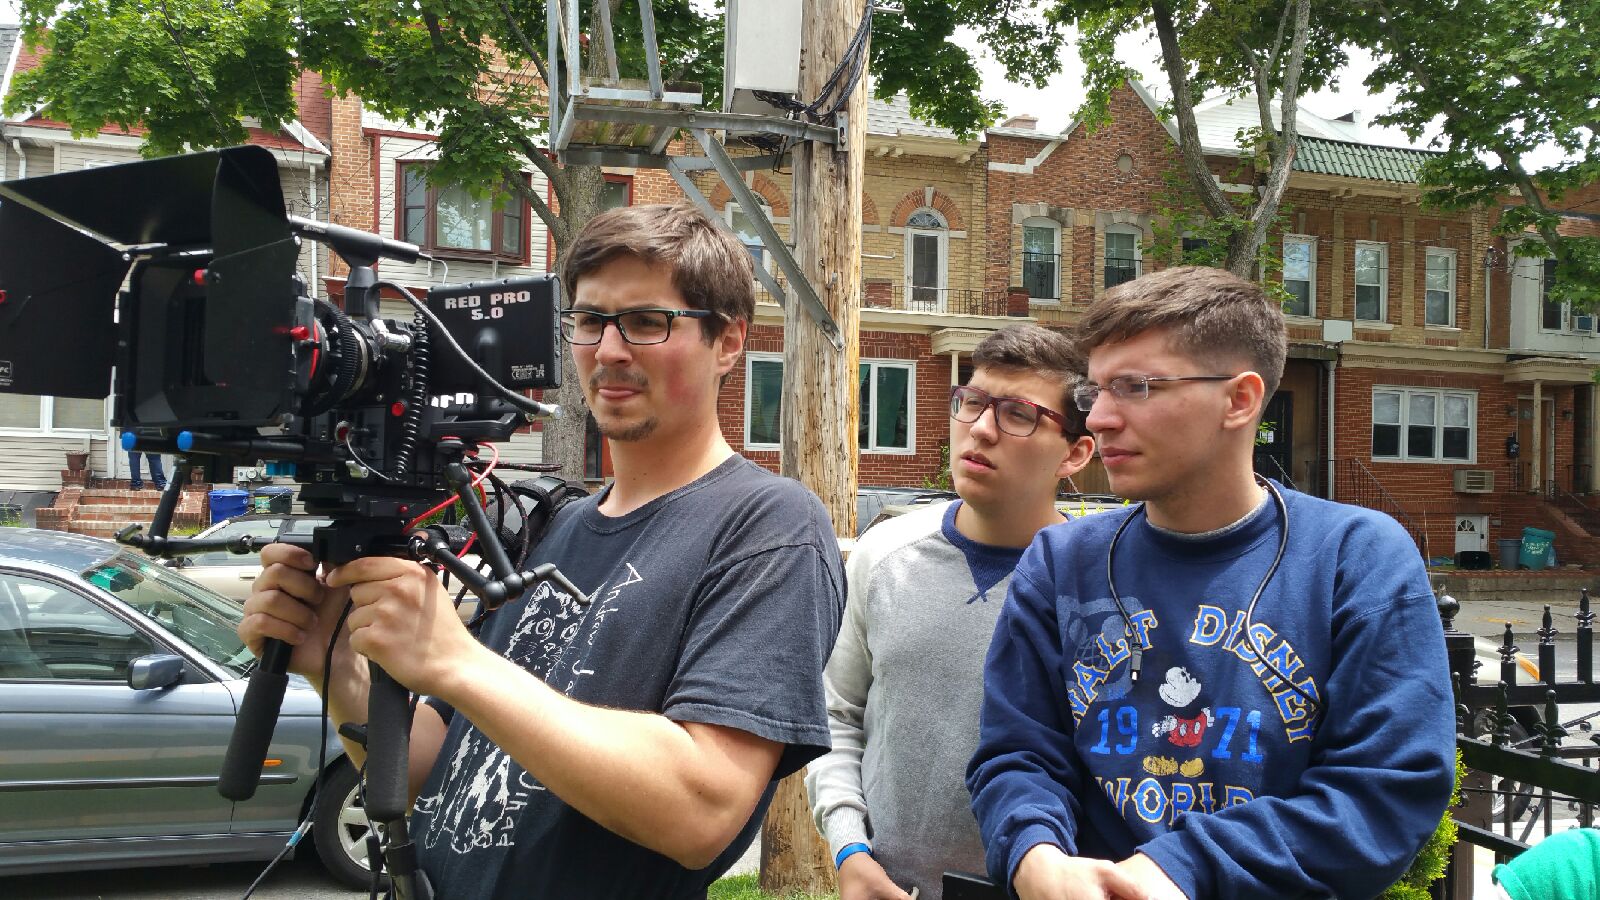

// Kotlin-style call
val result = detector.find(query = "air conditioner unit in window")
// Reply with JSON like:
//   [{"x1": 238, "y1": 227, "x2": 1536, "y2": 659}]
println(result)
[{"x1": 1454, "y1": 469, "x2": 1494, "y2": 494}]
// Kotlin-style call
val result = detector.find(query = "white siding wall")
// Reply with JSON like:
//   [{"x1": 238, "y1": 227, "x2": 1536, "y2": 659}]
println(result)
[{"x1": 0, "y1": 436, "x2": 112, "y2": 491}]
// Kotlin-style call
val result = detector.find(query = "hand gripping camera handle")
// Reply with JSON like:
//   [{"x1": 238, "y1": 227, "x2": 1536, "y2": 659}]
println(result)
[
  {"x1": 218, "y1": 638, "x2": 292, "y2": 801},
  {"x1": 364, "y1": 661, "x2": 414, "y2": 823}
]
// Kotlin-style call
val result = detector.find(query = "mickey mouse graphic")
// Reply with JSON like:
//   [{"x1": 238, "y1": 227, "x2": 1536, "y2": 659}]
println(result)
[{"x1": 1151, "y1": 667, "x2": 1213, "y2": 749}]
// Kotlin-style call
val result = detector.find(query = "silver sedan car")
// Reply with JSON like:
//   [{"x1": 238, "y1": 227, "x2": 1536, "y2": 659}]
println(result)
[{"x1": 0, "y1": 528, "x2": 377, "y2": 888}]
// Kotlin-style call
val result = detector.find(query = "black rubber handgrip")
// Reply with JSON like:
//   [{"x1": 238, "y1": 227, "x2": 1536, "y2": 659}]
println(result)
[
  {"x1": 218, "y1": 639, "x2": 291, "y2": 801},
  {"x1": 364, "y1": 661, "x2": 413, "y2": 822}
]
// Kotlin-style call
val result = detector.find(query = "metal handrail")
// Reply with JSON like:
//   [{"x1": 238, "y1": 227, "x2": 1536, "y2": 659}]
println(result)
[{"x1": 1339, "y1": 458, "x2": 1431, "y2": 561}]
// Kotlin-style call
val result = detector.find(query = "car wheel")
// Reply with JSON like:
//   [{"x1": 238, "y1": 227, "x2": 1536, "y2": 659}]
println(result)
[
  {"x1": 313, "y1": 761, "x2": 390, "y2": 891},
  {"x1": 1473, "y1": 710, "x2": 1536, "y2": 822}
]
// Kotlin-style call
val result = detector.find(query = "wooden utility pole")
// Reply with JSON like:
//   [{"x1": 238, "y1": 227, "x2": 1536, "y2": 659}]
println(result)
[{"x1": 761, "y1": 0, "x2": 867, "y2": 892}]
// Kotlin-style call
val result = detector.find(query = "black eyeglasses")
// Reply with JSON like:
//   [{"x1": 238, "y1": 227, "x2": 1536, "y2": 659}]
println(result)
[
  {"x1": 559, "y1": 308, "x2": 719, "y2": 345},
  {"x1": 949, "y1": 386, "x2": 1074, "y2": 438},
  {"x1": 1072, "y1": 374, "x2": 1238, "y2": 412}
]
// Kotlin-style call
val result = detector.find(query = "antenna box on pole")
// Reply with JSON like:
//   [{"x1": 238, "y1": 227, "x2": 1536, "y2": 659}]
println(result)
[{"x1": 723, "y1": 0, "x2": 804, "y2": 119}]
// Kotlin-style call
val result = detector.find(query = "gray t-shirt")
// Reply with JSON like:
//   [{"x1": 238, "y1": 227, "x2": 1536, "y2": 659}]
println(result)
[{"x1": 411, "y1": 455, "x2": 845, "y2": 899}]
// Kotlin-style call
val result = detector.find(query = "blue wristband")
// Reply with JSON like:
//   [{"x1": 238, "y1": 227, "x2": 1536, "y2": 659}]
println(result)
[{"x1": 834, "y1": 842, "x2": 871, "y2": 870}]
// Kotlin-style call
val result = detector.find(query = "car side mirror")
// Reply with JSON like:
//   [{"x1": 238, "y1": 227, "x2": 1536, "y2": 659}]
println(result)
[{"x1": 127, "y1": 653, "x2": 186, "y2": 690}]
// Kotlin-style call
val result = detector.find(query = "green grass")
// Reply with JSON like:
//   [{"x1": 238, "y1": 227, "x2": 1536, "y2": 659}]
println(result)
[{"x1": 708, "y1": 874, "x2": 836, "y2": 900}]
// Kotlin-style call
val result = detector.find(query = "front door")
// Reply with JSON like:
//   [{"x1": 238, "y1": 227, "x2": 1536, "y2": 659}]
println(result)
[
  {"x1": 1455, "y1": 515, "x2": 1489, "y2": 555},
  {"x1": 1516, "y1": 398, "x2": 1557, "y2": 492},
  {"x1": 1255, "y1": 392, "x2": 1294, "y2": 488}
]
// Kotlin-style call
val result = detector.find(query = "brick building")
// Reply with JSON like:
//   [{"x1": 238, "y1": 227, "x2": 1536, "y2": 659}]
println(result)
[{"x1": 5, "y1": 22, "x2": 1596, "y2": 564}]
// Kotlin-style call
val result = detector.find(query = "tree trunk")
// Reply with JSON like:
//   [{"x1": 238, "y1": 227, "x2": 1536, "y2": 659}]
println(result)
[
  {"x1": 541, "y1": 164, "x2": 608, "y2": 481},
  {"x1": 761, "y1": 0, "x2": 867, "y2": 892}
]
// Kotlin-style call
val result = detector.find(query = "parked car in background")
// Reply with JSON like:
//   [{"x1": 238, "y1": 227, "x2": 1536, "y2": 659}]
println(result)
[
  {"x1": 0, "y1": 529, "x2": 377, "y2": 888},
  {"x1": 173, "y1": 514, "x2": 331, "y2": 601}
]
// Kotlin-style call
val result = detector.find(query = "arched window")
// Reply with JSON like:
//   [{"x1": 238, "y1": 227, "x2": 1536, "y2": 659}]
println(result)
[{"x1": 905, "y1": 209, "x2": 947, "y2": 309}]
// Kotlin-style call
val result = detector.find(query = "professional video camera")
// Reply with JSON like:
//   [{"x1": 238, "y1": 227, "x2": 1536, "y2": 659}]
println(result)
[{"x1": 0, "y1": 146, "x2": 586, "y2": 900}]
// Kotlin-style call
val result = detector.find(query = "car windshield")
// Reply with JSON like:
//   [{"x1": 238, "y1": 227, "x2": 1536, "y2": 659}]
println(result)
[{"x1": 81, "y1": 552, "x2": 254, "y2": 677}]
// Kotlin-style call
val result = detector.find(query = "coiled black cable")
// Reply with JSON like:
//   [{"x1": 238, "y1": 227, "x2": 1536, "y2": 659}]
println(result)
[{"x1": 390, "y1": 308, "x2": 430, "y2": 478}]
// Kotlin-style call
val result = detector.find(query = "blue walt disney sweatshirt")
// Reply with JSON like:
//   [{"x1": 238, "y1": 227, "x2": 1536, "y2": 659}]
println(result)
[{"x1": 966, "y1": 487, "x2": 1456, "y2": 899}]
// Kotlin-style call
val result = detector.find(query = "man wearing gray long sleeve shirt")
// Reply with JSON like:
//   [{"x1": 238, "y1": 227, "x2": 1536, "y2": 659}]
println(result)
[{"x1": 807, "y1": 325, "x2": 1095, "y2": 900}]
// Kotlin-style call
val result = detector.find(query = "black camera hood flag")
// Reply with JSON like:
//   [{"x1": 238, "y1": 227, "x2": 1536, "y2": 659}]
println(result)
[{"x1": 0, "y1": 146, "x2": 298, "y2": 420}]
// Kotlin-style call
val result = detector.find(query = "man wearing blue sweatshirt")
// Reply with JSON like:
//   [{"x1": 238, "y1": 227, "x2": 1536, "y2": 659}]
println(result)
[{"x1": 967, "y1": 266, "x2": 1456, "y2": 900}]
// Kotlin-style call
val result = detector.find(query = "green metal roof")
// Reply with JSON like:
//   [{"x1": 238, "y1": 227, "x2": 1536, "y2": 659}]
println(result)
[{"x1": 1292, "y1": 136, "x2": 1441, "y2": 183}]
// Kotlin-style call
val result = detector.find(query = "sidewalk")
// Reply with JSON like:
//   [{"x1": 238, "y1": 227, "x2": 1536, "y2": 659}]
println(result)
[{"x1": 1450, "y1": 597, "x2": 1589, "y2": 642}]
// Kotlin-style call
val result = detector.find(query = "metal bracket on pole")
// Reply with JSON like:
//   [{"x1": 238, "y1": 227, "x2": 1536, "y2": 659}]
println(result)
[
  {"x1": 639, "y1": 0, "x2": 664, "y2": 100},
  {"x1": 690, "y1": 128, "x2": 843, "y2": 351},
  {"x1": 545, "y1": 0, "x2": 561, "y2": 142},
  {"x1": 664, "y1": 158, "x2": 793, "y2": 332}
]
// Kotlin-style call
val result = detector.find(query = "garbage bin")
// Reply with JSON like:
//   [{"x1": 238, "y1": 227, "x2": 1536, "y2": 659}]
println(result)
[
  {"x1": 208, "y1": 488, "x2": 249, "y2": 523},
  {"x1": 250, "y1": 486, "x2": 294, "y2": 514},
  {"x1": 1519, "y1": 527, "x2": 1556, "y2": 571},
  {"x1": 1497, "y1": 538, "x2": 1522, "y2": 571}
]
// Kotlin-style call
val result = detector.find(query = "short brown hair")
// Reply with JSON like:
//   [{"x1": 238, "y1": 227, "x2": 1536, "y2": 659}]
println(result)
[
  {"x1": 971, "y1": 323, "x2": 1090, "y2": 438},
  {"x1": 560, "y1": 203, "x2": 755, "y2": 339},
  {"x1": 1076, "y1": 266, "x2": 1287, "y2": 398}
]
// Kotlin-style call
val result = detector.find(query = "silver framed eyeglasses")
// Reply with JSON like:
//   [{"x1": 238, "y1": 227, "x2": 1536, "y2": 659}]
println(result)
[
  {"x1": 1072, "y1": 374, "x2": 1238, "y2": 412},
  {"x1": 949, "y1": 386, "x2": 1073, "y2": 438},
  {"x1": 559, "y1": 308, "x2": 718, "y2": 345}
]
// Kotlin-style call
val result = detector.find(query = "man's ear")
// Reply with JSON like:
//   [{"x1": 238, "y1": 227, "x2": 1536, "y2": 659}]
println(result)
[
  {"x1": 1056, "y1": 434, "x2": 1097, "y2": 480},
  {"x1": 1222, "y1": 371, "x2": 1268, "y2": 433},
  {"x1": 715, "y1": 318, "x2": 748, "y2": 377}
]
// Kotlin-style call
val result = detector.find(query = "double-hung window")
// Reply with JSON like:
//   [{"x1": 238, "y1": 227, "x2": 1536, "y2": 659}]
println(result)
[
  {"x1": 858, "y1": 361, "x2": 914, "y2": 452},
  {"x1": 1354, "y1": 242, "x2": 1387, "y2": 322},
  {"x1": 0, "y1": 394, "x2": 107, "y2": 434},
  {"x1": 1372, "y1": 388, "x2": 1473, "y2": 462},
  {"x1": 399, "y1": 164, "x2": 530, "y2": 263},
  {"x1": 1425, "y1": 248, "x2": 1456, "y2": 327},
  {"x1": 1282, "y1": 236, "x2": 1316, "y2": 317},
  {"x1": 746, "y1": 356, "x2": 914, "y2": 453}
]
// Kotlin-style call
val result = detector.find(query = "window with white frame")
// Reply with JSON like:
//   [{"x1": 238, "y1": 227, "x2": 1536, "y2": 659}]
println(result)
[
  {"x1": 1539, "y1": 258, "x2": 1595, "y2": 334},
  {"x1": 1425, "y1": 248, "x2": 1457, "y2": 326},
  {"x1": 1372, "y1": 388, "x2": 1474, "y2": 462},
  {"x1": 905, "y1": 210, "x2": 947, "y2": 307},
  {"x1": 1354, "y1": 242, "x2": 1387, "y2": 322},
  {"x1": 1021, "y1": 217, "x2": 1060, "y2": 301},
  {"x1": 0, "y1": 394, "x2": 107, "y2": 433},
  {"x1": 1282, "y1": 236, "x2": 1316, "y2": 317},
  {"x1": 745, "y1": 354, "x2": 784, "y2": 449},
  {"x1": 858, "y1": 360, "x2": 914, "y2": 452},
  {"x1": 748, "y1": 356, "x2": 913, "y2": 452},
  {"x1": 1105, "y1": 227, "x2": 1141, "y2": 288}
]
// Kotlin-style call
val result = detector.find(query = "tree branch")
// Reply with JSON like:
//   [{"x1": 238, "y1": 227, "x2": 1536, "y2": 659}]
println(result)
[
  {"x1": 422, "y1": 11, "x2": 449, "y2": 54},
  {"x1": 509, "y1": 129, "x2": 567, "y2": 244},
  {"x1": 1246, "y1": 0, "x2": 1310, "y2": 271},
  {"x1": 1151, "y1": 1, "x2": 1234, "y2": 222},
  {"x1": 498, "y1": 0, "x2": 551, "y2": 94}
]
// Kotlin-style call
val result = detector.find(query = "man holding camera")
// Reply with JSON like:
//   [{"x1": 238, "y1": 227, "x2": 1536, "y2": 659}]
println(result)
[
  {"x1": 807, "y1": 324, "x2": 1095, "y2": 900},
  {"x1": 966, "y1": 267, "x2": 1456, "y2": 899},
  {"x1": 239, "y1": 204, "x2": 844, "y2": 898}
]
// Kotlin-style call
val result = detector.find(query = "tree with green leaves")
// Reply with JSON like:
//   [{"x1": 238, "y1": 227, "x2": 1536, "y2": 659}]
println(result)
[
  {"x1": 1053, "y1": 0, "x2": 1352, "y2": 277},
  {"x1": 6, "y1": 0, "x2": 1065, "y2": 476},
  {"x1": 1353, "y1": 0, "x2": 1600, "y2": 310}
]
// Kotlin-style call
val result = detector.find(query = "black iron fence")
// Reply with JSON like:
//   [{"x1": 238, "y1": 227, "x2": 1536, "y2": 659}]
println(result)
[
  {"x1": 897, "y1": 285, "x2": 1011, "y2": 317},
  {"x1": 1105, "y1": 256, "x2": 1139, "y2": 288},
  {"x1": 1438, "y1": 589, "x2": 1600, "y2": 899},
  {"x1": 1022, "y1": 252, "x2": 1060, "y2": 300}
]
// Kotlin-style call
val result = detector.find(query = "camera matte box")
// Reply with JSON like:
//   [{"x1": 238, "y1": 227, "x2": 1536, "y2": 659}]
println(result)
[{"x1": 425, "y1": 275, "x2": 561, "y2": 393}]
